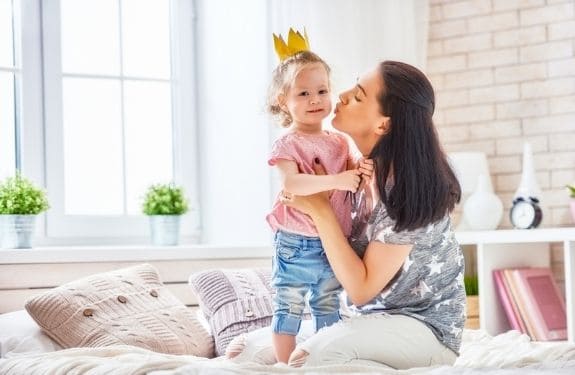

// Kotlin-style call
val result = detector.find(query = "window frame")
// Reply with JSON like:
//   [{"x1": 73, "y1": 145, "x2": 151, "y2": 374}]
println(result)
[{"x1": 20, "y1": 0, "x2": 200, "y2": 243}]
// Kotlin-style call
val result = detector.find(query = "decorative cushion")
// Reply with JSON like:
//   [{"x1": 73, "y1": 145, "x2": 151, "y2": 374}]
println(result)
[
  {"x1": 25, "y1": 263, "x2": 214, "y2": 357},
  {"x1": 189, "y1": 268, "x2": 274, "y2": 356}
]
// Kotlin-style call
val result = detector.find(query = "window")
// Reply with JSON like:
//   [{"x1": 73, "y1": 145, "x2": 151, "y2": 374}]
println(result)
[
  {"x1": 41, "y1": 0, "x2": 199, "y2": 241},
  {"x1": 0, "y1": 0, "x2": 18, "y2": 181}
]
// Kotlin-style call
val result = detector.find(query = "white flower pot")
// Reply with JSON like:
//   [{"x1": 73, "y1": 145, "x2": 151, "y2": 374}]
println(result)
[
  {"x1": 149, "y1": 215, "x2": 181, "y2": 246},
  {"x1": 0, "y1": 215, "x2": 37, "y2": 249}
]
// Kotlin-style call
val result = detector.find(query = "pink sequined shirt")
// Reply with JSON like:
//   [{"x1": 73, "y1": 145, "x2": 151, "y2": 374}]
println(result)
[{"x1": 266, "y1": 130, "x2": 353, "y2": 237}]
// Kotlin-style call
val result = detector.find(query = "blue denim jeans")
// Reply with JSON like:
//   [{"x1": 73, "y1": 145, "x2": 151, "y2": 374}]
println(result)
[{"x1": 271, "y1": 230, "x2": 341, "y2": 336}]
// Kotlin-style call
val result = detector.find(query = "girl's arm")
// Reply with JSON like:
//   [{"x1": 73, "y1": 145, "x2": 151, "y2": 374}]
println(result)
[{"x1": 276, "y1": 159, "x2": 361, "y2": 196}]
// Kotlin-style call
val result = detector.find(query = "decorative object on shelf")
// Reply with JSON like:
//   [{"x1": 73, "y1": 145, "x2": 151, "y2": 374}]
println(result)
[
  {"x1": 142, "y1": 183, "x2": 189, "y2": 246},
  {"x1": 463, "y1": 174, "x2": 503, "y2": 230},
  {"x1": 0, "y1": 173, "x2": 50, "y2": 249},
  {"x1": 510, "y1": 196, "x2": 543, "y2": 229},
  {"x1": 448, "y1": 152, "x2": 499, "y2": 230},
  {"x1": 514, "y1": 142, "x2": 542, "y2": 202},
  {"x1": 567, "y1": 184, "x2": 575, "y2": 224}
]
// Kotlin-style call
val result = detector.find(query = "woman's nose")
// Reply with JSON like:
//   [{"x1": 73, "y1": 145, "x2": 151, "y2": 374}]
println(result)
[{"x1": 338, "y1": 91, "x2": 349, "y2": 105}]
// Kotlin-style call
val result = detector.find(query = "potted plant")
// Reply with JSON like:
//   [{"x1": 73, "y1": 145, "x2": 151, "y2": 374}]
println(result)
[
  {"x1": 567, "y1": 184, "x2": 575, "y2": 224},
  {"x1": 142, "y1": 183, "x2": 189, "y2": 246},
  {"x1": 0, "y1": 173, "x2": 50, "y2": 249},
  {"x1": 464, "y1": 274, "x2": 479, "y2": 329}
]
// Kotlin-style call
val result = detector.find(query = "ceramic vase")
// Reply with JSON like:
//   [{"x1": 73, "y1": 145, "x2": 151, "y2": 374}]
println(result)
[
  {"x1": 464, "y1": 174, "x2": 503, "y2": 231},
  {"x1": 514, "y1": 142, "x2": 541, "y2": 200},
  {"x1": 570, "y1": 200, "x2": 575, "y2": 224}
]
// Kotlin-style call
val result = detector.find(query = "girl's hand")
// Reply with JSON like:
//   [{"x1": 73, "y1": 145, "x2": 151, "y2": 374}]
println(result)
[
  {"x1": 358, "y1": 158, "x2": 374, "y2": 183},
  {"x1": 334, "y1": 169, "x2": 362, "y2": 192}
]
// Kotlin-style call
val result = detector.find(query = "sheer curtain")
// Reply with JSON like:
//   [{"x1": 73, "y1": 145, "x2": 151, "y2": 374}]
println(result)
[{"x1": 270, "y1": 0, "x2": 429, "y2": 93}]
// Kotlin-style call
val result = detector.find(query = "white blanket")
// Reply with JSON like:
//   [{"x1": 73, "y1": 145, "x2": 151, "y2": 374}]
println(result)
[{"x1": 1, "y1": 330, "x2": 575, "y2": 375}]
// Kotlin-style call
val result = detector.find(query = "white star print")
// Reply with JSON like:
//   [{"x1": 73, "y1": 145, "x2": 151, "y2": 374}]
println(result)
[
  {"x1": 427, "y1": 256, "x2": 444, "y2": 276},
  {"x1": 378, "y1": 226, "x2": 394, "y2": 243},
  {"x1": 449, "y1": 322, "x2": 463, "y2": 336},
  {"x1": 410, "y1": 280, "x2": 432, "y2": 298},
  {"x1": 403, "y1": 256, "x2": 414, "y2": 271},
  {"x1": 434, "y1": 299, "x2": 451, "y2": 310}
]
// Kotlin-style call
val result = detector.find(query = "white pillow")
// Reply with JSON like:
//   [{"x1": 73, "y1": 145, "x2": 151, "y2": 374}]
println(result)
[{"x1": 0, "y1": 310, "x2": 62, "y2": 359}]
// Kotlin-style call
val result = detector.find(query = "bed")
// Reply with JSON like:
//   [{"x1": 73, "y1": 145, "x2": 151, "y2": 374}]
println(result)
[
  {"x1": 1, "y1": 264, "x2": 575, "y2": 374},
  {"x1": 1, "y1": 312, "x2": 575, "y2": 375}
]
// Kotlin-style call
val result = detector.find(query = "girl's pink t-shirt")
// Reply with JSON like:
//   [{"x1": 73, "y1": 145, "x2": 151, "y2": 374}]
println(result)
[{"x1": 266, "y1": 130, "x2": 353, "y2": 237}]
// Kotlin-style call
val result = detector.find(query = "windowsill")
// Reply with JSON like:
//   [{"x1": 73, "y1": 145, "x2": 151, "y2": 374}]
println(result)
[
  {"x1": 0, "y1": 244, "x2": 272, "y2": 264},
  {"x1": 3, "y1": 227, "x2": 574, "y2": 265}
]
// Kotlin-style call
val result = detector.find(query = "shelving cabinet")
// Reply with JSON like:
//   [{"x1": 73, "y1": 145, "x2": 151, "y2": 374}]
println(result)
[{"x1": 455, "y1": 228, "x2": 575, "y2": 342}]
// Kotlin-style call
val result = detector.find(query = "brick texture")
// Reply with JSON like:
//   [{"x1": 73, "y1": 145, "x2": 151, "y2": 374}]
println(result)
[
  {"x1": 428, "y1": 0, "x2": 575, "y2": 281},
  {"x1": 429, "y1": 0, "x2": 575, "y2": 229}
]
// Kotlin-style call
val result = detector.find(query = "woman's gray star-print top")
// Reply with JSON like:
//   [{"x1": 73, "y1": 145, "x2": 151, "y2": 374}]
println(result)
[{"x1": 346, "y1": 186, "x2": 466, "y2": 354}]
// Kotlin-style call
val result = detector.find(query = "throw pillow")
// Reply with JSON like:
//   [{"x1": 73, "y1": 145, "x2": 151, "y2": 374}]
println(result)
[
  {"x1": 189, "y1": 268, "x2": 274, "y2": 356},
  {"x1": 25, "y1": 263, "x2": 214, "y2": 357}
]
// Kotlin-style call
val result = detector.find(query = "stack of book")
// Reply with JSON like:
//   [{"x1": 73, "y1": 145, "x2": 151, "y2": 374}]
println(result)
[{"x1": 493, "y1": 267, "x2": 567, "y2": 341}]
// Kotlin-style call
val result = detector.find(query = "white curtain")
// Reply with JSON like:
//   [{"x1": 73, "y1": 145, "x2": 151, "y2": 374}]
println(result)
[{"x1": 270, "y1": 0, "x2": 429, "y2": 93}]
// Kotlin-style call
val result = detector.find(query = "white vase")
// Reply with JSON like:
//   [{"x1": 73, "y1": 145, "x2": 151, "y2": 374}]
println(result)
[
  {"x1": 464, "y1": 174, "x2": 503, "y2": 231},
  {"x1": 514, "y1": 142, "x2": 541, "y2": 200}
]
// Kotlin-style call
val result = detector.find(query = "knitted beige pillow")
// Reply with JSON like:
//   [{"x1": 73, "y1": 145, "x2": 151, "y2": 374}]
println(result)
[
  {"x1": 189, "y1": 268, "x2": 274, "y2": 356},
  {"x1": 25, "y1": 263, "x2": 214, "y2": 357}
]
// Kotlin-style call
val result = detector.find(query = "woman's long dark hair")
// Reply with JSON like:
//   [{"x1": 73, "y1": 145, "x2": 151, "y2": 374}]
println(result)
[{"x1": 369, "y1": 61, "x2": 461, "y2": 232}]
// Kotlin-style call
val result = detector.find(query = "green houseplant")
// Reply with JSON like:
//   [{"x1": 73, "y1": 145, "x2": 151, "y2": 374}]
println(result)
[
  {"x1": 0, "y1": 173, "x2": 50, "y2": 248},
  {"x1": 567, "y1": 184, "x2": 575, "y2": 224},
  {"x1": 142, "y1": 183, "x2": 188, "y2": 246}
]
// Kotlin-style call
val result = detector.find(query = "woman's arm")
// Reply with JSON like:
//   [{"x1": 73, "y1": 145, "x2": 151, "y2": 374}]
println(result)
[
  {"x1": 276, "y1": 159, "x2": 361, "y2": 196},
  {"x1": 306, "y1": 198, "x2": 412, "y2": 305}
]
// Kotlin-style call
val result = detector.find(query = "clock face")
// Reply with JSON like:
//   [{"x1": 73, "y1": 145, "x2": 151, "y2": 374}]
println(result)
[{"x1": 511, "y1": 201, "x2": 536, "y2": 229}]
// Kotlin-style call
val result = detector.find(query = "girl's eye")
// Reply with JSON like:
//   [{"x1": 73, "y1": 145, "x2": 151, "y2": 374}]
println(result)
[
  {"x1": 319, "y1": 89, "x2": 329, "y2": 95},
  {"x1": 299, "y1": 91, "x2": 309, "y2": 96}
]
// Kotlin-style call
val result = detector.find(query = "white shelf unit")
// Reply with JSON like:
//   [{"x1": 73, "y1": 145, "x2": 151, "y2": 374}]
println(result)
[{"x1": 455, "y1": 227, "x2": 575, "y2": 342}]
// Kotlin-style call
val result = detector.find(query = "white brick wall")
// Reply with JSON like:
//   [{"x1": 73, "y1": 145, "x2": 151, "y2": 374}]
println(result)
[{"x1": 428, "y1": 0, "x2": 575, "y2": 233}]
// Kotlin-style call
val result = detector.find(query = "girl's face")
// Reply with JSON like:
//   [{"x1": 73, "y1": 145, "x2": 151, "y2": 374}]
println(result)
[
  {"x1": 281, "y1": 63, "x2": 332, "y2": 132},
  {"x1": 332, "y1": 66, "x2": 389, "y2": 155}
]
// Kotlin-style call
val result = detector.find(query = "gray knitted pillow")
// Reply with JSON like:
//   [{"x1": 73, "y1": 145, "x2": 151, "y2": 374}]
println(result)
[
  {"x1": 189, "y1": 268, "x2": 274, "y2": 356},
  {"x1": 25, "y1": 263, "x2": 214, "y2": 357}
]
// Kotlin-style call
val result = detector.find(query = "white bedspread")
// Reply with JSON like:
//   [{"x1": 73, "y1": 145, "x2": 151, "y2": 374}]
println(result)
[{"x1": 1, "y1": 330, "x2": 575, "y2": 374}]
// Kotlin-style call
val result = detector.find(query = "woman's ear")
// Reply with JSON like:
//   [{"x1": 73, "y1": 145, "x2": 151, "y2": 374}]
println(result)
[{"x1": 375, "y1": 116, "x2": 391, "y2": 136}]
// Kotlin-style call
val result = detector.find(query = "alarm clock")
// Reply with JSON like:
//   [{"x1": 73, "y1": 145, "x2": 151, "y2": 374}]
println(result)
[{"x1": 510, "y1": 196, "x2": 542, "y2": 229}]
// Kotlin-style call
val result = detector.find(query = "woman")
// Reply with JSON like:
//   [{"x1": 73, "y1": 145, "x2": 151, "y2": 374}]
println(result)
[{"x1": 232, "y1": 60, "x2": 465, "y2": 369}]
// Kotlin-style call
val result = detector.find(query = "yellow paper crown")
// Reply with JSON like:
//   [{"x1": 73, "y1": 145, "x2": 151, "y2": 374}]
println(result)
[{"x1": 273, "y1": 28, "x2": 310, "y2": 62}]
